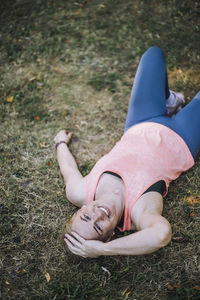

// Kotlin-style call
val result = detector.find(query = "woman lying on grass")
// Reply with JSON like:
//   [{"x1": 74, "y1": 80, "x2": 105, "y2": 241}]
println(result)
[{"x1": 55, "y1": 46, "x2": 200, "y2": 258}]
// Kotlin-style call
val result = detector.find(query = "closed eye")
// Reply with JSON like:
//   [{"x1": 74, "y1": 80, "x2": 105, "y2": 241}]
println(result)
[
  {"x1": 84, "y1": 214, "x2": 90, "y2": 220},
  {"x1": 80, "y1": 215, "x2": 90, "y2": 222},
  {"x1": 94, "y1": 223, "x2": 103, "y2": 235}
]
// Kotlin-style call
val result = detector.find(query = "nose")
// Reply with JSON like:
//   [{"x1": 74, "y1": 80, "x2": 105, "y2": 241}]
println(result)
[{"x1": 92, "y1": 206, "x2": 105, "y2": 222}]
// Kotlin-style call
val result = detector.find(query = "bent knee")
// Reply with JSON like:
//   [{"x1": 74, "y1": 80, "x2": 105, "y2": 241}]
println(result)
[{"x1": 143, "y1": 46, "x2": 164, "y2": 60}]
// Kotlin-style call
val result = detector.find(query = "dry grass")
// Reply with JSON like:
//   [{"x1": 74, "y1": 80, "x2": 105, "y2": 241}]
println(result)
[{"x1": 0, "y1": 0, "x2": 200, "y2": 299}]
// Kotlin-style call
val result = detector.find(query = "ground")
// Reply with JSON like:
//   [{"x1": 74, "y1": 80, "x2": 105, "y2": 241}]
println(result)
[{"x1": 0, "y1": 0, "x2": 200, "y2": 299}]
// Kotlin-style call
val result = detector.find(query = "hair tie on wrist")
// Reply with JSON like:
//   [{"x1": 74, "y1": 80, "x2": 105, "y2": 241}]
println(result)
[{"x1": 55, "y1": 141, "x2": 67, "y2": 149}]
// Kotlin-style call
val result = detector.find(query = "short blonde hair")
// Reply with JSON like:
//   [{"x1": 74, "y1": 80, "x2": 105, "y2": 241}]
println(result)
[
  {"x1": 62, "y1": 212, "x2": 77, "y2": 236},
  {"x1": 62, "y1": 212, "x2": 78, "y2": 253}
]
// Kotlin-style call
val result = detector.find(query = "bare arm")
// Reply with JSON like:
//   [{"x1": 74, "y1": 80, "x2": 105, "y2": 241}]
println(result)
[
  {"x1": 101, "y1": 212, "x2": 171, "y2": 256},
  {"x1": 55, "y1": 130, "x2": 86, "y2": 207},
  {"x1": 103, "y1": 192, "x2": 171, "y2": 256}
]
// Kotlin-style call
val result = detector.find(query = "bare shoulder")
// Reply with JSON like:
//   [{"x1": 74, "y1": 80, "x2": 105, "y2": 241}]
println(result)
[
  {"x1": 65, "y1": 175, "x2": 88, "y2": 207},
  {"x1": 131, "y1": 192, "x2": 164, "y2": 230}
]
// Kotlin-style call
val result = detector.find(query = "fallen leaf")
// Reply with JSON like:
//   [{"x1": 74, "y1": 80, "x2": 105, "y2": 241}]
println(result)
[
  {"x1": 34, "y1": 116, "x2": 40, "y2": 120},
  {"x1": 185, "y1": 196, "x2": 197, "y2": 206},
  {"x1": 73, "y1": 11, "x2": 81, "y2": 15},
  {"x1": 167, "y1": 284, "x2": 174, "y2": 291},
  {"x1": 167, "y1": 284, "x2": 180, "y2": 290},
  {"x1": 194, "y1": 286, "x2": 200, "y2": 291},
  {"x1": 48, "y1": 160, "x2": 53, "y2": 167},
  {"x1": 190, "y1": 212, "x2": 195, "y2": 217},
  {"x1": 21, "y1": 268, "x2": 27, "y2": 273},
  {"x1": 7, "y1": 96, "x2": 14, "y2": 103},
  {"x1": 29, "y1": 77, "x2": 36, "y2": 82},
  {"x1": 40, "y1": 141, "x2": 47, "y2": 148},
  {"x1": 63, "y1": 111, "x2": 68, "y2": 116},
  {"x1": 178, "y1": 69, "x2": 183, "y2": 75},
  {"x1": 45, "y1": 272, "x2": 50, "y2": 282},
  {"x1": 16, "y1": 268, "x2": 27, "y2": 274}
]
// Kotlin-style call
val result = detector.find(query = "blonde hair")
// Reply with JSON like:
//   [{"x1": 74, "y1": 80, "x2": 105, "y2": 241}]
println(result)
[
  {"x1": 62, "y1": 212, "x2": 77, "y2": 236},
  {"x1": 62, "y1": 212, "x2": 78, "y2": 253}
]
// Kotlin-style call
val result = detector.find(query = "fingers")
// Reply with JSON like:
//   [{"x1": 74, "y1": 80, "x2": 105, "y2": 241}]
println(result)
[
  {"x1": 67, "y1": 131, "x2": 72, "y2": 138},
  {"x1": 54, "y1": 130, "x2": 72, "y2": 144},
  {"x1": 64, "y1": 235, "x2": 86, "y2": 258},
  {"x1": 70, "y1": 232, "x2": 85, "y2": 243},
  {"x1": 64, "y1": 232, "x2": 92, "y2": 258},
  {"x1": 64, "y1": 232, "x2": 85, "y2": 248},
  {"x1": 64, "y1": 234, "x2": 100, "y2": 258},
  {"x1": 64, "y1": 238, "x2": 84, "y2": 257},
  {"x1": 65, "y1": 233, "x2": 81, "y2": 246},
  {"x1": 63, "y1": 130, "x2": 72, "y2": 138},
  {"x1": 66, "y1": 132, "x2": 72, "y2": 144}
]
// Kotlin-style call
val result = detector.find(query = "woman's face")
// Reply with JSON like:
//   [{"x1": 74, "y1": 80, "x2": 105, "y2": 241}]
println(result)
[{"x1": 71, "y1": 199, "x2": 119, "y2": 241}]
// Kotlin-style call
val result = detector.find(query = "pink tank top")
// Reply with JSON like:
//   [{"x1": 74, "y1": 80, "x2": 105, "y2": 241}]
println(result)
[{"x1": 86, "y1": 122, "x2": 194, "y2": 231}]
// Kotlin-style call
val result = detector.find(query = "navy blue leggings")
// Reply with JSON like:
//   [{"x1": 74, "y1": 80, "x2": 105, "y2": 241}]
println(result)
[{"x1": 124, "y1": 46, "x2": 200, "y2": 159}]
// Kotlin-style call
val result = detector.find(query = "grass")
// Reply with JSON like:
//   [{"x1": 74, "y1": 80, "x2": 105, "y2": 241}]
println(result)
[{"x1": 0, "y1": 0, "x2": 200, "y2": 299}]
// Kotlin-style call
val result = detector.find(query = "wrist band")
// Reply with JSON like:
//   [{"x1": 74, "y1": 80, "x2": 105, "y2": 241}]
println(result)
[{"x1": 55, "y1": 141, "x2": 67, "y2": 149}]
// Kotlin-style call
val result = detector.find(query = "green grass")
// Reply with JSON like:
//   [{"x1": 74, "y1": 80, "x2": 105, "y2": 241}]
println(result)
[{"x1": 0, "y1": 0, "x2": 200, "y2": 299}]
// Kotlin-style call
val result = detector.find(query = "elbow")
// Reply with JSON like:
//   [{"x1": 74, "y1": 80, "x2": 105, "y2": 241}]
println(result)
[
  {"x1": 156, "y1": 222, "x2": 172, "y2": 248},
  {"x1": 65, "y1": 187, "x2": 82, "y2": 208}
]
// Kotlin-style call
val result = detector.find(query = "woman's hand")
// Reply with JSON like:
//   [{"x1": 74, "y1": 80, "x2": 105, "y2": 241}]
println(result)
[
  {"x1": 54, "y1": 130, "x2": 72, "y2": 145},
  {"x1": 64, "y1": 232, "x2": 104, "y2": 258}
]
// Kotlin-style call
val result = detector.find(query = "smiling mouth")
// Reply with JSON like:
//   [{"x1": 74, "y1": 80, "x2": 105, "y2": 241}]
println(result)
[{"x1": 98, "y1": 206, "x2": 110, "y2": 217}]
